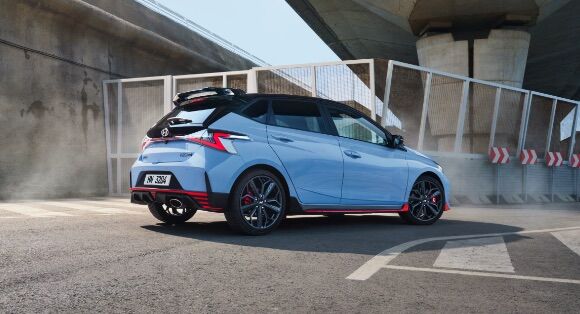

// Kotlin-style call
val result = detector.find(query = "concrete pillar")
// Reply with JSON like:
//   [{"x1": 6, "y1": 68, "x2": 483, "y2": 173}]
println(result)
[
  {"x1": 417, "y1": 34, "x2": 469, "y2": 77},
  {"x1": 415, "y1": 30, "x2": 531, "y2": 153},
  {"x1": 474, "y1": 30, "x2": 531, "y2": 88}
]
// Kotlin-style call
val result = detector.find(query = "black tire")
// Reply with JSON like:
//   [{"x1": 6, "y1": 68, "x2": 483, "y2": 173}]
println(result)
[
  {"x1": 148, "y1": 202, "x2": 196, "y2": 224},
  {"x1": 399, "y1": 175, "x2": 444, "y2": 225},
  {"x1": 225, "y1": 169, "x2": 287, "y2": 235}
]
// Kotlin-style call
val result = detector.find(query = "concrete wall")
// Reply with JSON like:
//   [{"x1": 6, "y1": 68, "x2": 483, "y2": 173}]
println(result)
[
  {"x1": 0, "y1": 0, "x2": 255, "y2": 200},
  {"x1": 435, "y1": 155, "x2": 580, "y2": 204},
  {"x1": 525, "y1": 0, "x2": 580, "y2": 100}
]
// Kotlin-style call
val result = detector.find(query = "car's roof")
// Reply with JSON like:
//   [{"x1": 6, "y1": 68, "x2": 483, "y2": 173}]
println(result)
[
  {"x1": 236, "y1": 94, "x2": 361, "y2": 112},
  {"x1": 236, "y1": 93, "x2": 324, "y2": 102}
]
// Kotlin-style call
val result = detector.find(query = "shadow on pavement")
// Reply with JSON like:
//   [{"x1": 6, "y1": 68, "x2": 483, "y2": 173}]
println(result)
[{"x1": 141, "y1": 215, "x2": 525, "y2": 255}]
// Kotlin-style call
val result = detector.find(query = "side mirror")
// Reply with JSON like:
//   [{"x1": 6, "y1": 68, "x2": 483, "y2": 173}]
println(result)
[{"x1": 391, "y1": 135, "x2": 405, "y2": 149}]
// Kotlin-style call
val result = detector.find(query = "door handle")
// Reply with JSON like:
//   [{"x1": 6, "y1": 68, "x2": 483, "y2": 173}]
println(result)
[
  {"x1": 344, "y1": 150, "x2": 361, "y2": 159},
  {"x1": 271, "y1": 135, "x2": 293, "y2": 143}
]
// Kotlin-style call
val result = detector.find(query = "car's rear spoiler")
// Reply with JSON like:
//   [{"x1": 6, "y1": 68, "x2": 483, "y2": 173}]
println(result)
[{"x1": 172, "y1": 87, "x2": 246, "y2": 106}]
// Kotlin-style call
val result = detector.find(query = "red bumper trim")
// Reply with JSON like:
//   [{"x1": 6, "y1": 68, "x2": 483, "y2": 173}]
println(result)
[{"x1": 130, "y1": 187, "x2": 222, "y2": 211}]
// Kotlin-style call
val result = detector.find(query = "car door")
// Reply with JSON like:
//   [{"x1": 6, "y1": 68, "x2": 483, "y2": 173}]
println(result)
[
  {"x1": 267, "y1": 99, "x2": 343, "y2": 205},
  {"x1": 324, "y1": 104, "x2": 408, "y2": 205}
]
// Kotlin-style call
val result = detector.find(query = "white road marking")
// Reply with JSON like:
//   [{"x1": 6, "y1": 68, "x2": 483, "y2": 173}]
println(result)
[
  {"x1": 551, "y1": 229, "x2": 580, "y2": 256},
  {"x1": 0, "y1": 204, "x2": 73, "y2": 217},
  {"x1": 383, "y1": 265, "x2": 580, "y2": 285},
  {"x1": 80, "y1": 200, "x2": 144, "y2": 209},
  {"x1": 346, "y1": 226, "x2": 580, "y2": 281},
  {"x1": 99, "y1": 198, "x2": 133, "y2": 204},
  {"x1": 433, "y1": 236, "x2": 514, "y2": 273},
  {"x1": 41, "y1": 201, "x2": 143, "y2": 215}
]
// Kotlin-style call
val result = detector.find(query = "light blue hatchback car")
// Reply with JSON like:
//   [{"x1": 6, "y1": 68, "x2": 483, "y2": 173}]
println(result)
[{"x1": 131, "y1": 87, "x2": 451, "y2": 235}]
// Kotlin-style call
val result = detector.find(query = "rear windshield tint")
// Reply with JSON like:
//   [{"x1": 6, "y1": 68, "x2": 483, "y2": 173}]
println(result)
[
  {"x1": 147, "y1": 97, "x2": 244, "y2": 137},
  {"x1": 241, "y1": 99, "x2": 269, "y2": 123}
]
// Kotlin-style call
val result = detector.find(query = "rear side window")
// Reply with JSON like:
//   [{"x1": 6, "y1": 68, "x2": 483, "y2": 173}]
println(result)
[
  {"x1": 271, "y1": 100, "x2": 324, "y2": 133},
  {"x1": 241, "y1": 100, "x2": 269, "y2": 123},
  {"x1": 171, "y1": 107, "x2": 215, "y2": 124}
]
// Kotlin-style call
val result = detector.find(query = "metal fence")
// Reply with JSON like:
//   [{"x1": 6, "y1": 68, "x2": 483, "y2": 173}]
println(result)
[
  {"x1": 382, "y1": 61, "x2": 580, "y2": 161},
  {"x1": 103, "y1": 59, "x2": 580, "y2": 200},
  {"x1": 103, "y1": 76, "x2": 172, "y2": 195}
]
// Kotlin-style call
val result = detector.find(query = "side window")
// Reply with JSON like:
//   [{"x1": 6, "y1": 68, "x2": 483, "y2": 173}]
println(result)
[
  {"x1": 241, "y1": 100, "x2": 269, "y2": 123},
  {"x1": 271, "y1": 100, "x2": 324, "y2": 133},
  {"x1": 327, "y1": 107, "x2": 387, "y2": 145}
]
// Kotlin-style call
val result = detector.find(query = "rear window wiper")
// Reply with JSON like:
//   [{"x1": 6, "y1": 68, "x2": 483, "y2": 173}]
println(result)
[{"x1": 167, "y1": 117, "x2": 193, "y2": 125}]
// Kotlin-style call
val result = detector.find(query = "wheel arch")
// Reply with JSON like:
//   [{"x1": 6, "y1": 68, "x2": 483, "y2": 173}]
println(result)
[
  {"x1": 408, "y1": 170, "x2": 446, "y2": 201},
  {"x1": 419, "y1": 171, "x2": 443, "y2": 187},
  {"x1": 406, "y1": 169, "x2": 447, "y2": 199},
  {"x1": 228, "y1": 164, "x2": 296, "y2": 211}
]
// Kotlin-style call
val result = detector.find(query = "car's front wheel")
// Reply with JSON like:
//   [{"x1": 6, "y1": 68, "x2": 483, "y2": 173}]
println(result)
[
  {"x1": 400, "y1": 175, "x2": 444, "y2": 225},
  {"x1": 225, "y1": 169, "x2": 286, "y2": 235},
  {"x1": 148, "y1": 202, "x2": 196, "y2": 224}
]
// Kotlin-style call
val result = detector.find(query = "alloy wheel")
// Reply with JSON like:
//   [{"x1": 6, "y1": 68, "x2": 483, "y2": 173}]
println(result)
[
  {"x1": 239, "y1": 175, "x2": 283, "y2": 229},
  {"x1": 408, "y1": 179, "x2": 443, "y2": 221}
]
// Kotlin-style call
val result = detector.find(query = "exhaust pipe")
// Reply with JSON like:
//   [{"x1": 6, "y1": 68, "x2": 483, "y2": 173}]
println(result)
[{"x1": 168, "y1": 198, "x2": 183, "y2": 209}]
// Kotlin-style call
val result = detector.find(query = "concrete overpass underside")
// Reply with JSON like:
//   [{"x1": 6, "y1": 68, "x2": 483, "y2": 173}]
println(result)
[{"x1": 286, "y1": 0, "x2": 580, "y2": 100}]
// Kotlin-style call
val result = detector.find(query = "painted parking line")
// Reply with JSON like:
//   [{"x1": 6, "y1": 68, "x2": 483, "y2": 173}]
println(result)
[
  {"x1": 382, "y1": 265, "x2": 580, "y2": 285},
  {"x1": 347, "y1": 226, "x2": 580, "y2": 282},
  {"x1": 99, "y1": 198, "x2": 133, "y2": 204},
  {"x1": 79, "y1": 200, "x2": 145, "y2": 209},
  {"x1": 42, "y1": 201, "x2": 143, "y2": 215},
  {"x1": 433, "y1": 236, "x2": 514, "y2": 273},
  {"x1": 0, "y1": 204, "x2": 74, "y2": 217},
  {"x1": 551, "y1": 229, "x2": 580, "y2": 256}
]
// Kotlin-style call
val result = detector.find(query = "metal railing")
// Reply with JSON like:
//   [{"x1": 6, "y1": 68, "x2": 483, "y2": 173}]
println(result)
[
  {"x1": 102, "y1": 59, "x2": 580, "y2": 197},
  {"x1": 381, "y1": 60, "x2": 580, "y2": 162}
]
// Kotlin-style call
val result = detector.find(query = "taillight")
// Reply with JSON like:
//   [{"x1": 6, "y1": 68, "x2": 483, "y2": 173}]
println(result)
[
  {"x1": 141, "y1": 135, "x2": 153, "y2": 151},
  {"x1": 140, "y1": 130, "x2": 249, "y2": 154},
  {"x1": 185, "y1": 130, "x2": 249, "y2": 154}
]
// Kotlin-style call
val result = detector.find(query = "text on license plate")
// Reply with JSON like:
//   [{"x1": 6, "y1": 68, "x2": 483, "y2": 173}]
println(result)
[{"x1": 144, "y1": 174, "x2": 171, "y2": 186}]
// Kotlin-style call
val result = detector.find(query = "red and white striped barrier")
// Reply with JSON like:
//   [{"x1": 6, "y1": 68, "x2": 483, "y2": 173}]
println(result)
[
  {"x1": 489, "y1": 147, "x2": 509, "y2": 164},
  {"x1": 546, "y1": 152, "x2": 563, "y2": 167},
  {"x1": 570, "y1": 153, "x2": 580, "y2": 168},
  {"x1": 519, "y1": 149, "x2": 537, "y2": 165}
]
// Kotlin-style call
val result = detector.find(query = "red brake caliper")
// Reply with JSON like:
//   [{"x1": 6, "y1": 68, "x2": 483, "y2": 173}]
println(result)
[{"x1": 243, "y1": 187, "x2": 253, "y2": 205}]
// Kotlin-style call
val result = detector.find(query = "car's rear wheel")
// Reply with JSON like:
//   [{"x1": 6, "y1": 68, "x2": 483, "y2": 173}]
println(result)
[
  {"x1": 225, "y1": 169, "x2": 286, "y2": 235},
  {"x1": 148, "y1": 202, "x2": 196, "y2": 224},
  {"x1": 400, "y1": 175, "x2": 444, "y2": 225}
]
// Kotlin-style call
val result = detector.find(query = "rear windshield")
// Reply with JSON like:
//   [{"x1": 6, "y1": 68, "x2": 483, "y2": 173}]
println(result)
[{"x1": 147, "y1": 97, "x2": 245, "y2": 137}]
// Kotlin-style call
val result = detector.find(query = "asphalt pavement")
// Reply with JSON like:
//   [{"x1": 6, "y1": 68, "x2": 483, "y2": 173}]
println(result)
[{"x1": 0, "y1": 198, "x2": 579, "y2": 313}]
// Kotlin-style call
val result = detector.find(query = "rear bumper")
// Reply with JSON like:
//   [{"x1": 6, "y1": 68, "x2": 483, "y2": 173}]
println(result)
[{"x1": 130, "y1": 187, "x2": 224, "y2": 212}]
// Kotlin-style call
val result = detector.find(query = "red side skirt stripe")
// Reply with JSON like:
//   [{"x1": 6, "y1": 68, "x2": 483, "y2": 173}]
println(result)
[{"x1": 304, "y1": 203, "x2": 410, "y2": 214}]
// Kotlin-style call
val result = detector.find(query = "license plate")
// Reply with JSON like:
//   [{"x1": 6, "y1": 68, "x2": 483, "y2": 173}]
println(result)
[{"x1": 144, "y1": 174, "x2": 171, "y2": 186}]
